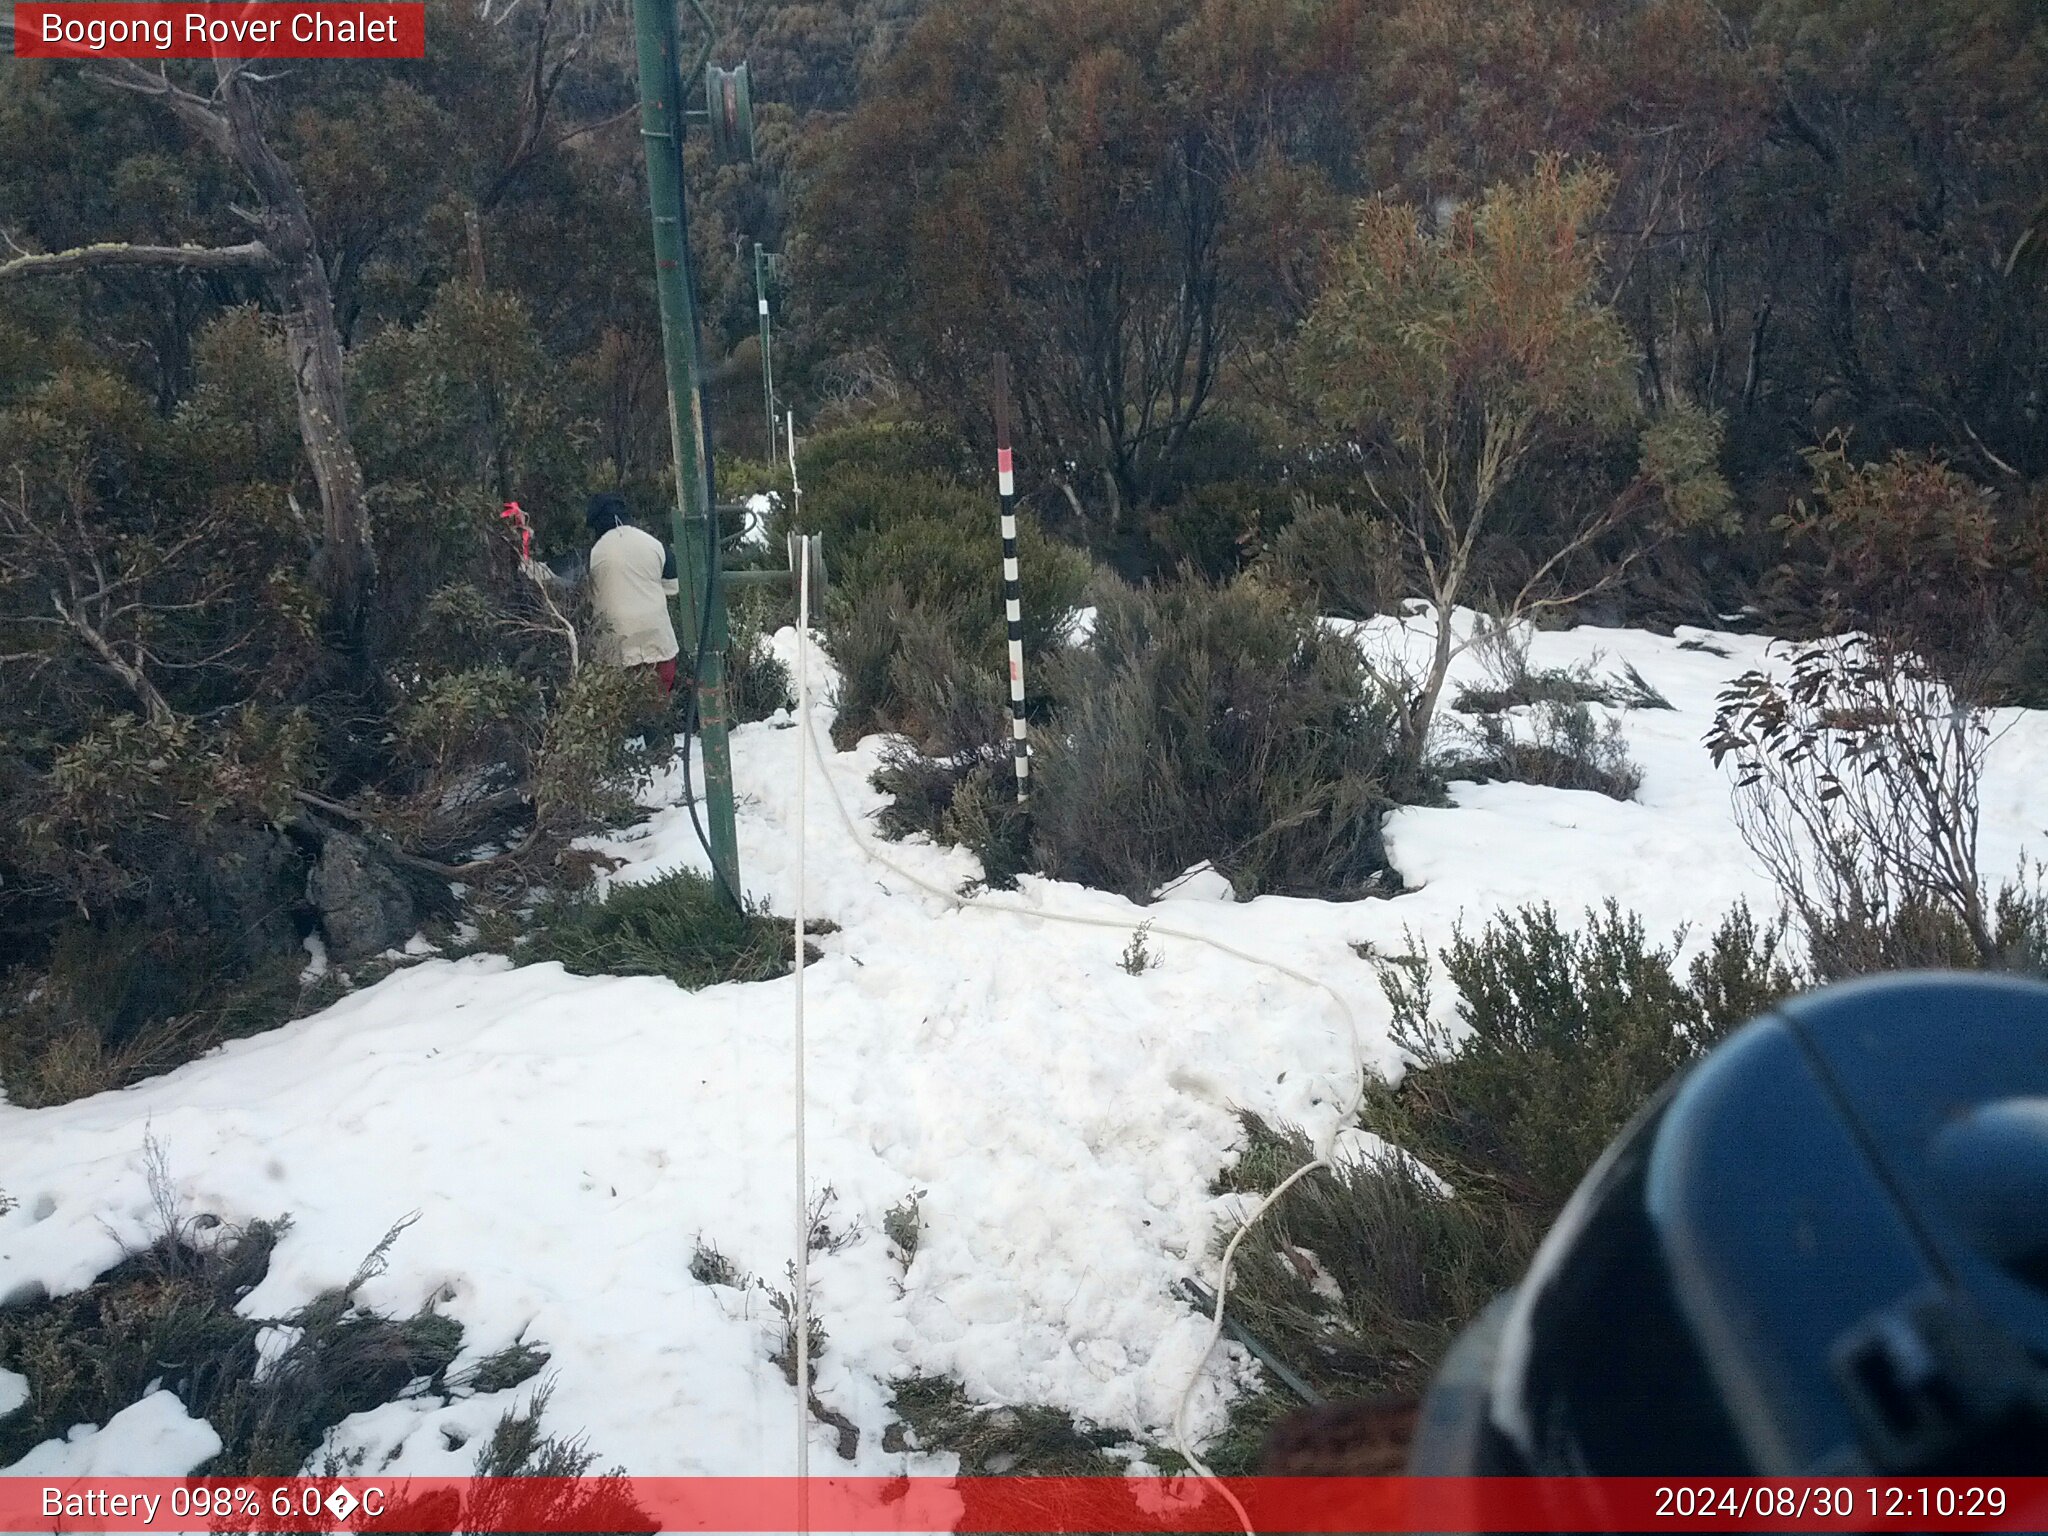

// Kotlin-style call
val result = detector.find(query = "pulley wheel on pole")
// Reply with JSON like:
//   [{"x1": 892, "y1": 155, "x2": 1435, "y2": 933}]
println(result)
[{"x1": 705, "y1": 62, "x2": 756, "y2": 164}]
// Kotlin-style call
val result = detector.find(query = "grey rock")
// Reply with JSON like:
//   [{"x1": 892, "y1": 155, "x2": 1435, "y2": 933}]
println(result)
[{"x1": 307, "y1": 831, "x2": 415, "y2": 962}]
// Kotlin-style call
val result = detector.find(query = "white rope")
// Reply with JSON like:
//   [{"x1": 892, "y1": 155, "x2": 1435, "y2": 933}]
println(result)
[
  {"x1": 793, "y1": 535, "x2": 814, "y2": 1526},
  {"x1": 796, "y1": 702, "x2": 1368, "y2": 1532}
]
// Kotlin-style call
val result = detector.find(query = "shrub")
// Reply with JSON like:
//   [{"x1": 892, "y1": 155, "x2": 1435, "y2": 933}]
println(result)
[
  {"x1": 1799, "y1": 882, "x2": 2048, "y2": 984},
  {"x1": 1452, "y1": 659, "x2": 1615, "y2": 715},
  {"x1": 527, "y1": 868, "x2": 802, "y2": 989},
  {"x1": 464, "y1": 1341, "x2": 550, "y2": 1395},
  {"x1": 1443, "y1": 701, "x2": 1644, "y2": 801},
  {"x1": 729, "y1": 635, "x2": 794, "y2": 726},
  {"x1": 1449, "y1": 621, "x2": 1672, "y2": 715},
  {"x1": 798, "y1": 444, "x2": 1090, "y2": 751},
  {"x1": 726, "y1": 591, "x2": 794, "y2": 725},
  {"x1": 393, "y1": 665, "x2": 541, "y2": 783},
  {"x1": 1768, "y1": 443, "x2": 2025, "y2": 692},
  {"x1": 1201, "y1": 901, "x2": 1796, "y2": 1464},
  {"x1": 873, "y1": 752, "x2": 1032, "y2": 890},
  {"x1": 1028, "y1": 577, "x2": 1406, "y2": 901},
  {"x1": 1149, "y1": 481, "x2": 1292, "y2": 582},
  {"x1": 1, "y1": 919, "x2": 302, "y2": 1108},
  {"x1": 883, "y1": 1194, "x2": 924, "y2": 1264},
  {"x1": 448, "y1": 1386, "x2": 656, "y2": 1534},
  {"x1": 797, "y1": 419, "x2": 976, "y2": 488},
  {"x1": 1707, "y1": 632, "x2": 2026, "y2": 971},
  {"x1": 1256, "y1": 500, "x2": 1407, "y2": 621},
  {"x1": 1367, "y1": 901, "x2": 1791, "y2": 1219},
  {"x1": 1209, "y1": 1114, "x2": 1535, "y2": 1402},
  {"x1": 827, "y1": 478, "x2": 1090, "y2": 662},
  {"x1": 0, "y1": 1194, "x2": 468, "y2": 1476},
  {"x1": 1611, "y1": 661, "x2": 1675, "y2": 710},
  {"x1": 530, "y1": 665, "x2": 669, "y2": 841},
  {"x1": 886, "y1": 1375, "x2": 1129, "y2": 1476}
]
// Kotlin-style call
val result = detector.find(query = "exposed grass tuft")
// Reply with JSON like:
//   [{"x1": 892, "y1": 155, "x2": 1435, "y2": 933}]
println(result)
[
  {"x1": 886, "y1": 1375, "x2": 1130, "y2": 1475},
  {"x1": 689, "y1": 1239, "x2": 747, "y2": 1290},
  {"x1": 527, "y1": 868, "x2": 813, "y2": 990},
  {"x1": 1119, "y1": 921, "x2": 1159, "y2": 975},
  {"x1": 0, "y1": 920, "x2": 301, "y2": 1108},
  {"x1": 883, "y1": 1193, "x2": 924, "y2": 1265},
  {"x1": 0, "y1": 1202, "x2": 469, "y2": 1475},
  {"x1": 463, "y1": 1340, "x2": 551, "y2": 1396}
]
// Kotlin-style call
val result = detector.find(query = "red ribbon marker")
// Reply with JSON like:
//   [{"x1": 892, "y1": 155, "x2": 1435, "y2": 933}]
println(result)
[{"x1": 500, "y1": 500, "x2": 532, "y2": 562}]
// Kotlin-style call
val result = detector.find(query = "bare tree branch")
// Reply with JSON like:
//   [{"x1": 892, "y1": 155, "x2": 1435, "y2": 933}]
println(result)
[
  {"x1": 49, "y1": 591, "x2": 176, "y2": 727},
  {"x1": 0, "y1": 239, "x2": 275, "y2": 283},
  {"x1": 77, "y1": 58, "x2": 238, "y2": 151}
]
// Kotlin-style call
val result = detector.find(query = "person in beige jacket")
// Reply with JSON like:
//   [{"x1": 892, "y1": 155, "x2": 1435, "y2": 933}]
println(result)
[{"x1": 584, "y1": 492, "x2": 682, "y2": 694}]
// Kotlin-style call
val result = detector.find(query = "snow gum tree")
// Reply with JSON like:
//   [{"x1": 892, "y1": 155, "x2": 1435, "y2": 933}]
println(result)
[{"x1": 1296, "y1": 157, "x2": 1730, "y2": 783}]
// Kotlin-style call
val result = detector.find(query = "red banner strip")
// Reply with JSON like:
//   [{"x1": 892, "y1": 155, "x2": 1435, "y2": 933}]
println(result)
[
  {"x1": 2, "y1": 1477, "x2": 2045, "y2": 1532},
  {"x1": 12, "y1": 4, "x2": 424, "y2": 59}
]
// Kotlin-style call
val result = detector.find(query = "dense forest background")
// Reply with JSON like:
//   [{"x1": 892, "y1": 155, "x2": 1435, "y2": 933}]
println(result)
[{"x1": 1, "y1": 0, "x2": 2044, "y2": 1103}]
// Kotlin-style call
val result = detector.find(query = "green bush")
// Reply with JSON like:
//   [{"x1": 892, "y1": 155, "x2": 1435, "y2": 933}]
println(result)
[
  {"x1": 1367, "y1": 901, "x2": 1793, "y2": 1219},
  {"x1": 874, "y1": 752, "x2": 1031, "y2": 890},
  {"x1": 1028, "y1": 577, "x2": 1406, "y2": 901},
  {"x1": 796, "y1": 419, "x2": 977, "y2": 488},
  {"x1": 0, "y1": 1207, "x2": 467, "y2": 1476},
  {"x1": 825, "y1": 581, "x2": 914, "y2": 748},
  {"x1": 810, "y1": 461, "x2": 1090, "y2": 750},
  {"x1": 1442, "y1": 700, "x2": 1644, "y2": 801},
  {"x1": 1255, "y1": 500, "x2": 1407, "y2": 621},
  {"x1": 527, "y1": 868, "x2": 800, "y2": 989},
  {"x1": 1, "y1": 919, "x2": 302, "y2": 1108},
  {"x1": 727, "y1": 590, "x2": 794, "y2": 726},
  {"x1": 530, "y1": 666, "x2": 670, "y2": 840},
  {"x1": 1211, "y1": 1114, "x2": 1535, "y2": 1402},
  {"x1": 818, "y1": 474, "x2": 1090, "y2": 661},
  {"x1": 1149, "y1": 481, "x2": 1293, "y2": 582},
  {"x1": 1201, "y1": 901, "x2": 1797, "y2": 1464}
]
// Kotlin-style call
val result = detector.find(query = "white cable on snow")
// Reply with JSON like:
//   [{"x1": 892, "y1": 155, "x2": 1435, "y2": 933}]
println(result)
[
  {"x1": 793, "y1": 537, "x2": 814, "y2": 1523},
  {"x1": 793, "y1": 692, "x2": 1369, "y2": 1532}
]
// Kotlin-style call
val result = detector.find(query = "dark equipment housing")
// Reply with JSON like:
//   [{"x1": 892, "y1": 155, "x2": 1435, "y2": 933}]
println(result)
[{"x1": 1410, "y1": 972, "x2": 2048, "y2": 1509}]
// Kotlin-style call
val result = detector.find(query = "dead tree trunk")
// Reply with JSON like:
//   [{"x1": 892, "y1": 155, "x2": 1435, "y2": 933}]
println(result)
[
  {"x1": 0, "y1": 57, "x2": 377, "y2": 651},
  {"x1": 215, "y1": 74, "x2": 376, "y2": 645}
]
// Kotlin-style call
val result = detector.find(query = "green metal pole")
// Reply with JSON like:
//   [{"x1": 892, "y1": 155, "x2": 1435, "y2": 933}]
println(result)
[
  {"x1": 755, "y1": 242, "x2": 775, "y2": 453},
  {"x1": 631, "y1": 0, "x2": 741, "y2": 901}
]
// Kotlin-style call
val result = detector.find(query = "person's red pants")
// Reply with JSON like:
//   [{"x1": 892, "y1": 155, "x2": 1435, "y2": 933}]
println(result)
[{"x1": 652, "y1": 658, "x2": 678, "y2": 695}]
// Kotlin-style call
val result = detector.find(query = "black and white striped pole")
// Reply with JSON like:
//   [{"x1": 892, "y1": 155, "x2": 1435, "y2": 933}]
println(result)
[{"x1": 992, "y1": 354, "x2": 1031, "y2": 804}]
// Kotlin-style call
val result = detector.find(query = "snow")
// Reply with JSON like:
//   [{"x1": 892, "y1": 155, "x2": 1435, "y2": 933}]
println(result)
[
  {"x1": 1, "y1": 607, "x2": 2042, "y2": 1478},
  {"x1": 1154, "y1": 863, "x2": 1235, "y2": 903},
  {"x1": 7, "y1": 1390, "x2": 222, "y2": 1476},
  {"x1": 0, "y1": 1367, "x2": 25, "y2": 1419}
]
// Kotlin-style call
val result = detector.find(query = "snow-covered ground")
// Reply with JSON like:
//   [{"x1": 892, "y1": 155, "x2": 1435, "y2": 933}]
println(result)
[{"x1": 2, "y1": 609, "x2": 2042, "y2": 1476}]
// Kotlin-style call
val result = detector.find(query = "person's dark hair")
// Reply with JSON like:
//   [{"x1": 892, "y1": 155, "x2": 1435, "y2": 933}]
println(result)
[{"x1": 585, "y1": 491, "x2": 632, "y2": 535}]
